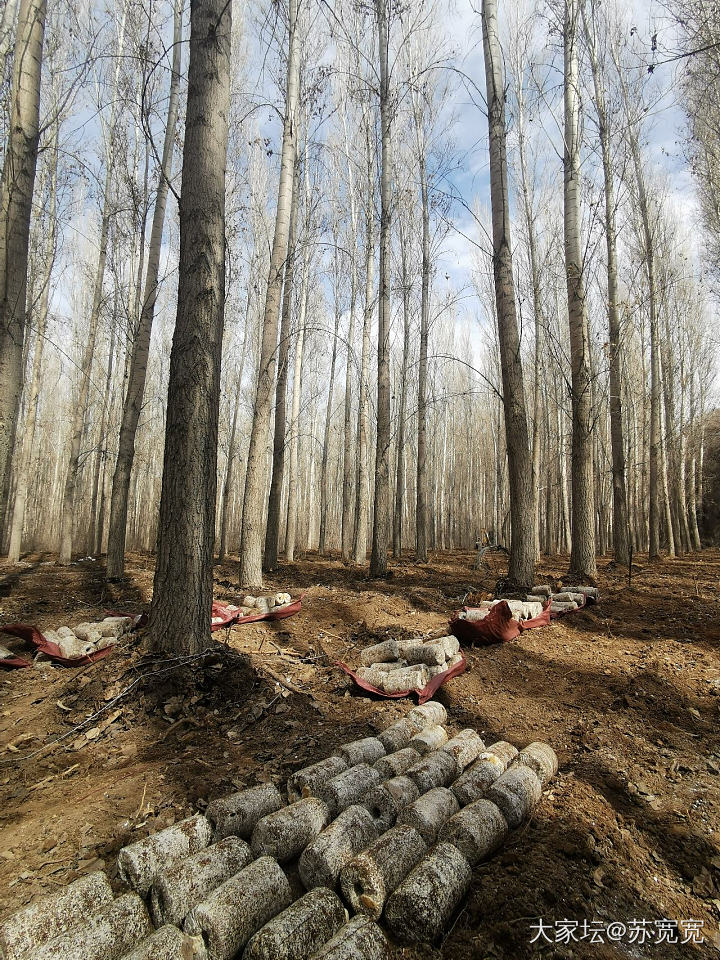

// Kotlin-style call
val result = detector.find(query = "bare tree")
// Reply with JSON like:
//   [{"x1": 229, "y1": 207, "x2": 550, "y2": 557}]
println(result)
[
  {"x1": 369, "y1": 0, "x2": 393, "y2": 577},
  {"x1": 148, "y1": 0, "x2": 232, "y2": 654},
  {"x1": 239, "y1": 0, "x2": 300, "y2": 586},
  {"x1": 0, "y1": 0, "x2": 47, "y2": 537},
  {"x1": 481, "y1": 0, "x2": 536, "y2": 589},
  {"x1": 106, "y1": 0, "x2": 183, "y2": 580},
  {"x1": 564, "y1": 0, "x2": 596, "y2": 579},
  {"x1": 582, "y1": 1, "x2": 629, "y2": 565}
]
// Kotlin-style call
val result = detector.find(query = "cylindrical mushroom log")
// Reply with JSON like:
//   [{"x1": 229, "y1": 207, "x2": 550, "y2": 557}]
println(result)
[
  {"x1": 409, "y1": 725, "x2": 448, "y2": 755},
  {"x1": 406, "y1": 701, "x2": 447, "y2": 730},
  {"x1": 451, "y1": 753, "x2": 507, "y2": 806},
  {"x1": 442, "y1": 729, "x2": 485, "y2": 770},
  {"x1": 288, "y1": 758, "x2": 348, "y2": 803},
  {"x1": 150, "y1": 836, "x2": 253, "y2": 926},
  {"x1": 562, "y1": 585, "x2": 598, "y2": 601},
  {"x1": 384, "y1": 843, "x2": 472, "y2": 943},
  {"x1": 33, "y1": 893, "x2": 151, "y2": 960},
  {"x1": 485, "y1": 765, "x2": 542, "y2": 829},
  {"x1": 439, "y1": 798, "x2": 508, "y2": 866},
  {"x1": 373, "y1": 747, "x2": 421, "y2": 780},
  {"x1": 184, "y1": 857, "x2": 291, "y2": 960},
  {"x1": 400, "y1": 642, "x2": 446, "y2": 667},
  {"x1": 396, "y1": 787, "x2": 459, "y2": 845},
  {"x1": 298, "y1": 805, "x2": 379, "y2": 890},
  {"x1": 333, "y1": 737, "x2": 385, "y2": 767},
  {"x1": 359, "y1": 641, "x2": 398, "y2": 666},
  {"x1": 552, "y1": 592, "x2": 585, "y2": 603},
  {"x1": 550, "y1": 600, "x2": 578, "y2": 613},
  {"x1": 436, "y1": 635, "x2": 460, "y2": 659},
  {"x1": 339, "y1": 825, "x2": 427, "y2": 921},
  {"x1": 377, "y1": 718, "x2": 417, "y2": 753},
  {"x1": 118, "y1": 814, "x2": 212, "y2": 896},
  {"x1": 364, "y1": 660, "x2": 408, "y2": 673},
  {"x1": 484, "y1": 740, "x2": 518, "y2": 766},
  {"x1": 206, "y1": 784, "x2": 285, "y2": 840},
  {"x1": 406, "y1": 750, "x2": 459, "y2": 793},
  {"x1": 317, "y1": 765, "x2": 380, "y2": 818},
  {"x1": 307, "y1": 915, "x2": 388, "y2": 960},
  {"x1": 242, "y1": 887, "x2": 347, "y2": 960},
  {"x1": 515, "y1": 742, "x2": 558, "y2": 786},
  {"x1": 357, "y1": 665, "x2": 429, "y2": 694},
  {"x1": 363, "y1": 776, "x2": 419, "y2": 832},
  {"x1": 0, "y1": 872, "x2": 113, "y2": 960},
  {"x1": 251, "y1": 798, "x2": 331, "y2": 862},
  {"x1": 118, "y1": 924, "x2": 206, "y2": 960},
  {"x1": 531, "y1": 584, "x2": 552, "y2": 596}
]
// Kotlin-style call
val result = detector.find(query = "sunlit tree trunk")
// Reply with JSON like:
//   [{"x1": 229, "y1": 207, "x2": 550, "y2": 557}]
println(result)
[
  {"x1": 264, "y1": 160, "x2": 299, "y2": 570},
  {"x1": 106, "y1": 0, "x2": 182, "y2": 580},
  {"x1": 0, "y1": 0, "x2": 46, "y2": 538},
  {"x1": 564, "y1": 0, "x2": 596, "y2": 579},
  {"x1": 239, "y1": 0, "x2": 300, "y2": 586},
  {"x1": 481, "y1": 0, "x2": 536, "y2": 588},
  {"x1": 352, "y1": 191, "x2": 374, "y2": 565},
  {"x1": 369, "y1": 0, "x2": 392, "y2": 577},
  {"x1": 7, "y1": 121, "x2": 57, "y2": 563},
  {"x1": 148, "y1": 0, "x2": 232, "y2": 654}
]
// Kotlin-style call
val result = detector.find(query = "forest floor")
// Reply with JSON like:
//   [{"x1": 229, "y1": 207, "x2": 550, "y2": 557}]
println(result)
[{"x1": 0, "y1": 549, "x2": 719, "y2": 958}]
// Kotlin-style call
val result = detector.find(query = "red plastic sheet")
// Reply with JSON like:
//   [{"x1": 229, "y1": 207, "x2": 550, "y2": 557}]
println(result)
[
  {"x1": 449, "y1": 599, "x2": 551, "y2": 647},
  {"x1": 337, "y1": 654, "x2": 468, "y2": 704},
  {"x1": 0, "y1": 623, "x2": 117, "y2": 668},
  {"x1": 210, "y1": 596, "x2": 304, "y2": 631}
]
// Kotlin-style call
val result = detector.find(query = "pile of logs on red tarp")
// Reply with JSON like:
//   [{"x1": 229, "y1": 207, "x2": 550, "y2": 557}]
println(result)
[
  {"x1": 338, "y1": 635, "x2": 467, "y2": 702},
  {"x1": 0, "y1": 700, "x2": 561, "y2": 958},
  {"x1": 0, "y1": 615, "x2": 140, "y2": 669},
  {"x1": 450, "y1": 585, "x2": 599, "y2": 646},
  {"x1": 211, "y1": 594, "x2": 303, "y2": 631}
]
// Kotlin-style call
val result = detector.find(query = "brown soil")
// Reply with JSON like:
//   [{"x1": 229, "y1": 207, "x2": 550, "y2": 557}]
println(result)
[{"x1": 1, "y1": 549, "x2": 719, "y2": 958}]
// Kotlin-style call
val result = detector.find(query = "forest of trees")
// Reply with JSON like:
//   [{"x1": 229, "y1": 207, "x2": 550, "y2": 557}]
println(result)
[{"x1": 0, "y1": 0, "x2": 718, "y2": 651}]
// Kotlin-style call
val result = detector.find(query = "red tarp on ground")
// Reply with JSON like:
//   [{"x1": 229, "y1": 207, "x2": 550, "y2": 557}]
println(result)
[
  {"x1": 449, "y1": 599, "x2": 552, "y2": 646},
  {"x1": 337, "y1": 654, "x2": 468, "y2": 704},
  {"x1": 1, "y1": 599, "x2": 304, "y2": 669},
  {"x1": 0, "y1": 611, "x2": 146, "y2": 669},
  {"x1": 0, "y1": 623, "x2": 117, "y2": 668},
  {"x1": 210, "y1": 596, "x2": 304, "y2": 631}
]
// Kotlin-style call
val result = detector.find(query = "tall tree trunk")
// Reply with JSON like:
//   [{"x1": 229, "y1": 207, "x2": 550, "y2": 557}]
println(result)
[
  {"x1": 583, "y1": 6, "x2": 629, "y2": 564},
  {"x1": 393, "y1": 223, "x2": 411, "y2": 558},
  {"x1": 318, "y1": 295, "x2": 339, "y2": 554},
  {"x1": 513, "y1": 68, "x2": 544, "y2": 563},
  {"x1": 148, "y1": 0, "x2": 231, "y2": 654},
  {"x1": 88, "y1": 312, "x2": 116, "y2": 555},
  {"x1": 352, "y1": 197, "x2": 374, "y2": 565},
  {"x1": 340, "y1": 114, "x2": 359, "y2": 562},
  {"x1": 415, "y1": 149, "x2": 430, "y2": 562},
  {"x1": 369, "y1": 0, "x2": 392, "y2": 578},
  {"x1": 285, "y1": 262, "x2": 309, "y2": 562},
  {"x1": 218, "y1": 296, "x2": 252, "y2": 561},
  {"x1": 264, "y1": 160, "x2": 299, "y2": 570},
  {"x1": 7, "y1": 120, "x2": 57, "y2": 563},
  {"x1": 564, "y1": 0, "x2": 596, "y2": 579},
  {"x1": 239, "y1": 0, "x2": 300, "y2": 586},
  {"x1": 481, "y1": 0, "x2": 536, "y2": 588},
  {"x1": 106, "y1": 0, "x2": 182, "y2": 580},
  {"x1": 0, "y1": 0, "x2": 46, "y2": 537}
]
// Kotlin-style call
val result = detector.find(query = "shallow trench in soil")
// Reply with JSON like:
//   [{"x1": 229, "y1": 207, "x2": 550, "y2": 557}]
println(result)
[{"x1": 1, "y1": 549, "x2": 719, "y2": 958}]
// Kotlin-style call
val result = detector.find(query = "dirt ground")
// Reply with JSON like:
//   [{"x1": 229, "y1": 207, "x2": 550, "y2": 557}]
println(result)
[{"x1": 1, "y1": 548, "x2": 719, "y2": 958}]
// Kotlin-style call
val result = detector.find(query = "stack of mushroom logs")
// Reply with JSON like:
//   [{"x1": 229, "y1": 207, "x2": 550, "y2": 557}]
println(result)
[
  {"x1": 0, "y1": 703, "x2": 558, "y2": 960},
  {"x1": 355, "y1": 636, "x2": 464, "y2": 694},
  {"x1": 457, "y1": 583, "x2": 599, "y2": 621}
]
